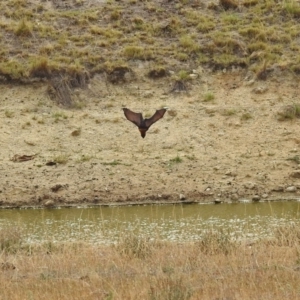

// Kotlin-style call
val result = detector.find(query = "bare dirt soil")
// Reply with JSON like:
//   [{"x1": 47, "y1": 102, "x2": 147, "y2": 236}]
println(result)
[{"x1": 1, "y1": 69, "x2": 300, "y2": 208}]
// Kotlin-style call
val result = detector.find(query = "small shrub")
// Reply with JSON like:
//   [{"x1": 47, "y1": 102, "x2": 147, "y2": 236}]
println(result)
[
  {"x1": 197, "y1": 229, "x2": 236, "y2": 255},
  {"x1": 5, "y1": 110, "x2": 14, "y2": 118},
  {"x1": 0, "y1": 227, "x2": 23, "y2": 254},
  {"x1": 248, "y1": 41, "x2": 268, "y2": 52},
  {"x1": 185, "y1": 155, "x2": 196, "y2": 161},
  {"x1": 213, "y1": 53, "x2": 240, "y2": 68},
  {"x1": 14, "y1": 19, "x2": 33, "y2": 37},
  {"x1": 291, "y1": 103, "x2": 300, "y2": 116},
  {"x1": 170, "y1": 155, "x2": 183, "y2": 164},
  {"x1": 123, "y1": 46, "x2": 144, "y2": 59},
  {"x1": 29, "y1": 57, "x2": 51, "y2": 78},
  {"x1": 132, "y1": 16, "x2": 145, "y2": 30},
  {"x1": 52, "y1": 112, "x2": 68, "y2": 122},
  {"x1": 203, "y1": 92, "x2": 215, "y2": 102},
  {"x1": 196, "y1": 16, "x2": 215, "y2": 33},
  {"x1": 176, "y1": 52, "x2": 189, "y2": 61},
  {"x1": 110, "y1": 9, "x2": 121, "y2": 21},
  {"x1": 220, "y1": 108, "x2": 237, "y2": 116},
  {"x1": 177, "y1": 70, "x2": 189, "y2": 81},
  {"x1": 287, "y1": 155, "x2": 300, "y2": 164},
  {"x1": 241, "y1": 112, "x2": 252, "y2": 120},
  {"x1": 179, "y1": 34, "x2": 199, "y2": 53},
  {"x1": 102, "y1": 160, "x2": 121, "y2": 166},
  {"x1": 283, "y1": 1, "x2": 300, "y2": 18},
  {"x1": 221, "y1": 13, "x2": 241, "y2": 25},
  {"x1": 117, "y1": 233, "x2": 152, "y2": 259}
]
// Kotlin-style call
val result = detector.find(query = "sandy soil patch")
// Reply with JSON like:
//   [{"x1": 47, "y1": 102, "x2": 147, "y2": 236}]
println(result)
[{"x1": 1, "y1": 70, "x2": 300, "y2": 208}]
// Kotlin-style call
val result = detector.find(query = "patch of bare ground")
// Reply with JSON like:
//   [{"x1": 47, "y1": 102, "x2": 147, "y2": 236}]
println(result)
[{"x1": 1, "y1": 67, "x2": 300, "y2": 208}]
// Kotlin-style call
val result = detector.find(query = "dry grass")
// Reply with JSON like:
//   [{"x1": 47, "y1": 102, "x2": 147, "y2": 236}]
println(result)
[
  {"x1": 1, "y1": 226, "x2": 300, "y2": 299},
  {"x1": 1, "y1": 0, "x2": 300, "y2": 83}
]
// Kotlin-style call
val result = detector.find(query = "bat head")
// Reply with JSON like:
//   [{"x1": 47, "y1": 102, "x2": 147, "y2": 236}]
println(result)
[{"x1": 139, "y1": 128, "x2": 147, "y2": 138}]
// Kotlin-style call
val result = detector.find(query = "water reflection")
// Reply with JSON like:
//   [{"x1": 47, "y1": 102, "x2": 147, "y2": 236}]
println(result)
[{"x1": 0, "y1": 202, "x2": 299, "y2": 244}]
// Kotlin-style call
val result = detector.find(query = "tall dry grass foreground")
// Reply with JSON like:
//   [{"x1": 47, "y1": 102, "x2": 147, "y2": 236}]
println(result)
[{"x1": 0, "y1": 226, "x2": 300, "y2": 300}]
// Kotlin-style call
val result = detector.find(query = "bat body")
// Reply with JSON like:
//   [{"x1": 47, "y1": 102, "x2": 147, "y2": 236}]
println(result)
[{"x1": 123, "y1": 108, "x2": 167, "y2": 138}]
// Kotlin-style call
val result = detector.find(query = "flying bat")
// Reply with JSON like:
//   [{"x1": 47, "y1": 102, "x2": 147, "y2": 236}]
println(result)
[{"x1": 123, "y1": 107, "x2": 167, "y2": 138}]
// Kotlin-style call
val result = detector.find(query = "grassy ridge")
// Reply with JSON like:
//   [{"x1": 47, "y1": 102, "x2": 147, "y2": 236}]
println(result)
[
  {"x1": 1, "y1": 225, "x2": 300, "y2": 299},
  {"x1": 1, "y1": 0, "x2": 300, "y2": 82}
]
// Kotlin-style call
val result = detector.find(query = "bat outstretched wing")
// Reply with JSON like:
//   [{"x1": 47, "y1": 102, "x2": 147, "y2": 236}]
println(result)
[
  {"x1": 123, "y1": 108, "x2": 143, "y2": 127},
  {"x1": 144, "y1": 109, "x2": 167, "y2": 128}
]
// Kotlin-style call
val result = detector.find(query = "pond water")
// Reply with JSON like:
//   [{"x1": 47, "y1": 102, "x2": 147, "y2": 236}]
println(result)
[{"x1": 0, "y1": 201, "x2": 300, "y2": 244}]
